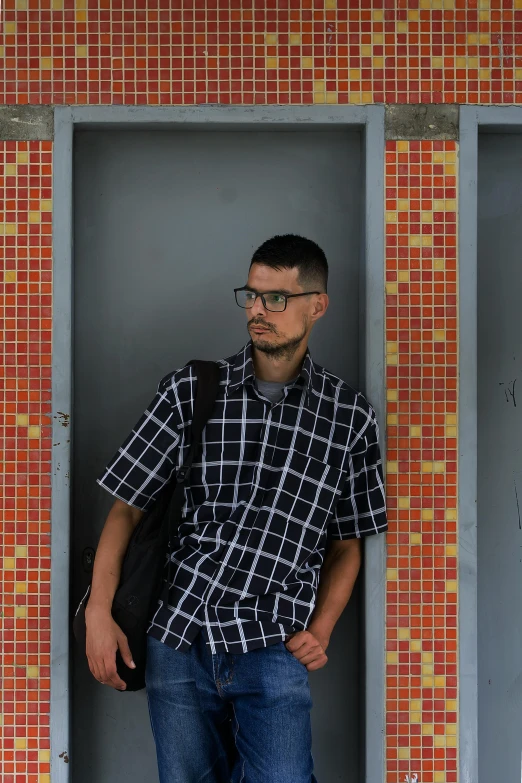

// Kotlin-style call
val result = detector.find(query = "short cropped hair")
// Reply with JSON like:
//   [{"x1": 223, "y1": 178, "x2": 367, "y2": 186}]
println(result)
[{"x1": 250, "y1": 234, "x2": 328, "y2": 293}]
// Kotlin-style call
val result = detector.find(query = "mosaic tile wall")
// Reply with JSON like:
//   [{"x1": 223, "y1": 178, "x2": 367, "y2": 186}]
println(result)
[
  {"x1": 0, "y1": 0, "x2": 495, "y2": 781},
  {"x1": 384, "y1": 140, "x2": 458, "y2": 783},
  {"x1": 0, "y1": 140, "x2": 54, "y2": 782},
  {"x1": 0, "y1": 1, "x2": 522, "y2": 105}
]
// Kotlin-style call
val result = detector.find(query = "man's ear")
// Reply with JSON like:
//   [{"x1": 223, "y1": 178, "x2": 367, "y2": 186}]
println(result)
[{"x1": 311, "y1": 294, "x2": 329, "y2": 321}]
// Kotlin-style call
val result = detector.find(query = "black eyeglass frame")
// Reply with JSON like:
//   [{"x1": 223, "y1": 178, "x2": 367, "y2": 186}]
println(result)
[{"x1": 234, "y1": 287, "x2": 322, "y2": 312}]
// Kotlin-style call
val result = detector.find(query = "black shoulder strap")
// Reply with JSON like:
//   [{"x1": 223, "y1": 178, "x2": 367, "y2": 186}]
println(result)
[
  {"x1": 165, "y1": 361, "x2": 220, "y2": 569},
  {"x1": 187, "y1": 359, "x2": 221, "y2": 464},
  {"x1": 176, "y1": 360, "x2": 221, "y2": 480}
]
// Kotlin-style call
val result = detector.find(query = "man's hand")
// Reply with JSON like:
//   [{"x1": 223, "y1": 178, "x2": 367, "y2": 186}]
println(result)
[
  {"x1": 284, "y1": 628, "x2": 330, "y2": 672},
  {"x1": 85, "y1": 604, "x2": 136, "y2": 691},
  {"x1": 286, "y1": 538, "x2": 361, "y2": 672}
]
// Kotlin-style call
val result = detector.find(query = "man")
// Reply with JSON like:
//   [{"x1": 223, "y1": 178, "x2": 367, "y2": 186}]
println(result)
[{"x1": 85, "y1": 234, "x2": 388, "y2": 783}]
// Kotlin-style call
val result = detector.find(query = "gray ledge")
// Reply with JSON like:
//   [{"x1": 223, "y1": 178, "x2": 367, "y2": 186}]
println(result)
[
  {"x1": 0, "y1": 105, "x2": 54, "y2": 140},
  {"x1": 385, "y1": 104, "x2": 459, "y2": 140}
]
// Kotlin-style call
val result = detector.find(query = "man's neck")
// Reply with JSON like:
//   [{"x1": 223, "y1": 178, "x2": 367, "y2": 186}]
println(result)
[{"x1": 251, "y1": 343, "x2": 308, "y2": 383}]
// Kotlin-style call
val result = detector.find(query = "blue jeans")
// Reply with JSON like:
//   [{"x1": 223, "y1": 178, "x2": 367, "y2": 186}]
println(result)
[{"x1": 145, "y1": 631, "x2": 319, "y2": 783}]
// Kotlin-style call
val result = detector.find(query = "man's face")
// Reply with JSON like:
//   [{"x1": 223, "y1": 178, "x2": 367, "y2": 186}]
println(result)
[{"x1": 243, "y1": 263, "x2": 327, "y2": 359}]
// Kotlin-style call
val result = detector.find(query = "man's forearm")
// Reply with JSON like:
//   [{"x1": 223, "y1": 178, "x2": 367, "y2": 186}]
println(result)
[
  {"x1": 86, "y1": 500, "x2": 144, "y2": 616},
  {"x1": 306, "y1": 539, "x2": 362, "y2": 646}
]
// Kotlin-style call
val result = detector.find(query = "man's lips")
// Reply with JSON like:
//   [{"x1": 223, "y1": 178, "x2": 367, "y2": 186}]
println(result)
[{"x1": 249, "y1": 324, "x2": 272, "y2": 333}]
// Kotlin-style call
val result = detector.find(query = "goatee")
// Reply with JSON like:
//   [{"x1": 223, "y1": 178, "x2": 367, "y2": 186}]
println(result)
[{"x1": 252, "y1": 327, "x2": 307, "y2": 361}]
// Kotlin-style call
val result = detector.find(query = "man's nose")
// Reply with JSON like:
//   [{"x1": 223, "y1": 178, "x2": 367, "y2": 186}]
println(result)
[{"x1": 250, "y1": 294, "x2": 268, "y2": 317}]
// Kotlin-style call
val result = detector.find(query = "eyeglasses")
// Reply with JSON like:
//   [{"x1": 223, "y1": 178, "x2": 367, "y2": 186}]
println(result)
[{"x1": 234, "y1": 287, "x2": 321, "y2": 313}]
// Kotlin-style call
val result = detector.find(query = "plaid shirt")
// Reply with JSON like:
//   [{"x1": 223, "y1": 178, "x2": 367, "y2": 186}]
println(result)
[{"x1": 97, "y1": 340, "x2": 388, "y2": 654}]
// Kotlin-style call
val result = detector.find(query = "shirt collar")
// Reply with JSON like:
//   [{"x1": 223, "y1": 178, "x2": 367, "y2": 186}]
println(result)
[{"x1": 225, "y1": 339, "x2": 318, "y2": 403}]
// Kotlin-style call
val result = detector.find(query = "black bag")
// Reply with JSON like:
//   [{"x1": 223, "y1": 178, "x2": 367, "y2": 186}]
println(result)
[{"x1": 72, "y1": 359, "x2": 220, "y2": 692}]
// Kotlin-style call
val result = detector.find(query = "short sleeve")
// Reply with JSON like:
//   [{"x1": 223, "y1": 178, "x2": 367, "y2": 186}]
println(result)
[
  {"x1": 96, "y1": 373, "x2": 182, "y2": 511},
  {"x1": 328, "y1": 407, "x2": 388, "y2": 540}
]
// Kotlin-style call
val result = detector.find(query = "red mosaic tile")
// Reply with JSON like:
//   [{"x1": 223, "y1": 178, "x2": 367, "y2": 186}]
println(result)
[
  {"x1": 0, "y1": 140, "x2": 53, "y2": 783},
  {"x1": 385, "y1": 139, "x2": 458, "y2": 783}
]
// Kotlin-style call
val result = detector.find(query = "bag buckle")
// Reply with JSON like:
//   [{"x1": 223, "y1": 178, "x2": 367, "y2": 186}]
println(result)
[{"x1": 177, "y1": 464, "x2": 191, "y2": 482}]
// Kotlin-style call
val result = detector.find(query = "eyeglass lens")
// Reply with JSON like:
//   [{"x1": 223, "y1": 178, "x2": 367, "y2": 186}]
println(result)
[{"x1": 235, "y1": 289, "x2": 286, "y2": 312}]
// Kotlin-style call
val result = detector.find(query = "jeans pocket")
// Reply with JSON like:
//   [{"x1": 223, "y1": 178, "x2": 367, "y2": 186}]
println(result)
[{"x1": 280, "y1": 640, "x2": 307, "y2": 669}]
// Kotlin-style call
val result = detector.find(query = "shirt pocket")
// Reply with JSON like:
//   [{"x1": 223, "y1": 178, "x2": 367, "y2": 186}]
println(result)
[{"x1": 261, "y1": 449, "x2": 346, "y2": 554}]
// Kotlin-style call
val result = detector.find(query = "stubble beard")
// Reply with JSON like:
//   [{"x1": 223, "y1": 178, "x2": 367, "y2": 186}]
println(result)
[{"x1": 250, "y1": 318, "x2": 309, "y2": 362}]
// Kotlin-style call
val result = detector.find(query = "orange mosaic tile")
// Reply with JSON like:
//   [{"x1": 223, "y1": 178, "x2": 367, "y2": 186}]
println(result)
[
  {"x1": 0, "y1": 140, "x2": 53, "y2": 783},
  {"x1": 0, "y1": 0, "x2": 521, "y2": 105},
  {"x1": 0, "y1": 1, "x2": 470, "y2": 781},
  {"x1": 384, "y1": 139, "x2": 458, "y2": 783}
]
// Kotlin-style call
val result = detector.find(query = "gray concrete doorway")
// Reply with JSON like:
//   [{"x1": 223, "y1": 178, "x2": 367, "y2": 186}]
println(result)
[
  {"x1": 477, "y1": 133, "x2": 522, "y2": 782},
  {"x1": 51, "y1": 104, "x2": 386, "y2": 783},
  {"x1": 71, "y1": 128, "x2": 365, "y2": 782}
]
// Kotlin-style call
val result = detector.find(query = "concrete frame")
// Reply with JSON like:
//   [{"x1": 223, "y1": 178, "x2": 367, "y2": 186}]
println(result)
[
  {"x1": 458, "y1": 105, "x2": 522, "y2": 783},
  {"x1": 51, "y1": 104, "x2": 387, "y2": 782}
]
